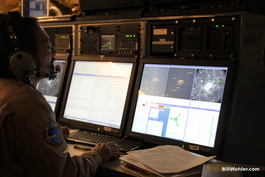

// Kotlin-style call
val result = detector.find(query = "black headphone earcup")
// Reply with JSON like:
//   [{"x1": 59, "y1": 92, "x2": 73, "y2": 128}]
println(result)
[{"x1": 9, "y1": 50, "x2": 36, "y2": 81}]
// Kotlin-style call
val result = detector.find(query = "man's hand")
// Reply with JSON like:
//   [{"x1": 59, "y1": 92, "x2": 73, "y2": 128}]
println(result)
[
  {"x1": 60, "y1": 126, "x2": 70, "y2": 139},
  {"x1": 92, "y1": 142, "x2": 120, "y2": 163}
]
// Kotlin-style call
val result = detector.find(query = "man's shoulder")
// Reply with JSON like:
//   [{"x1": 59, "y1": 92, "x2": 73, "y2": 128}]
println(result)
[{"x1": 0, "y1": 78, "x2": 48, "y2": 109}]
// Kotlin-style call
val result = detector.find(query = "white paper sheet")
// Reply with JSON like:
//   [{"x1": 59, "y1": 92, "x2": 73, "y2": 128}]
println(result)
[{"x1": 126, "y1": 145, "x2": 215, "y2": 174}]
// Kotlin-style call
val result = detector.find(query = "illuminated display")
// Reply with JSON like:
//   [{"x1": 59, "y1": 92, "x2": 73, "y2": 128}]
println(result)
[
  {"x1": 123, "y1": 55, "x2": 237, "y2": 157},
  {"x1": 215, "y1": 25, "x2": 225, "y2": 28},
  {"x1": 55, "y1": 34, "x2": 70, "y2": 53},
  {"x1": 125, "y1": 34, "x2": 136, "y2": 37},
  {"x1": 63, "y1": 61, "x2": 133, "y2": 129},
  {"x1": 101, "y1": 35, "x2": 115, "y2": 51}
]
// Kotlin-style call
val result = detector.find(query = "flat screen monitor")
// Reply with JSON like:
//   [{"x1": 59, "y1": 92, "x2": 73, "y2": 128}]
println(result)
[
  {"x1": 22, "y1": 0, "x2": 49, "y2": 17},
  {"x1": 125, "y1": 58, "x2": 237, "y2": 157},
  {"x1": 37, "y1": 59, "x2": 67, "y2": 112},
  {"x1": 59, "y1": 57, "x2": 136, "y2": 136}
]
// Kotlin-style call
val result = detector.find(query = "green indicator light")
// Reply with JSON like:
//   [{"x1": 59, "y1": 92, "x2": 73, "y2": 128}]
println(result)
[
  {"x1": 215, "y1": 25, "x2": 219, "y2": 28},
  {"x1": 126, "y1": 35, "x2": 130, "y2": 37},
  {"x1": 222, "y1": 25, "x2": 225, "y2": 27},
  {"x1": 85, "y1": 30, "x2": 87, "y2": 32}
]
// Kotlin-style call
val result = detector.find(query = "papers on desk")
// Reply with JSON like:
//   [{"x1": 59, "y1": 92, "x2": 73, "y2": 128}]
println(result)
[{"x1": 120, "y1": 145, "x2": 215, "y2": 177}]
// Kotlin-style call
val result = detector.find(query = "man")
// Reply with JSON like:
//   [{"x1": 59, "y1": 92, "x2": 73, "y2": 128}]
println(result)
[{"x1": 0, "y1": 11, "x2": 120, "y2": 177}]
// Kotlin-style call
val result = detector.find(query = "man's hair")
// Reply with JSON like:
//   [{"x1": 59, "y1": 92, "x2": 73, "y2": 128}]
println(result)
[{"x1": 0, "y1": 15, "x2": 39, "y2": 78}]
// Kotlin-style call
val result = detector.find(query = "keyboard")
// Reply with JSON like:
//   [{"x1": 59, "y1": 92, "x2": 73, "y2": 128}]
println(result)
[{"x1": 67, "y1": 130, "x2": 144, "y2": 152}]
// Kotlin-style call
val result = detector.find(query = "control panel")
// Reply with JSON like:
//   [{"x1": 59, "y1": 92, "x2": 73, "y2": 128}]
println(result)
[
  {"x1": 148, "y1": 16, "x2": 240, "y2": 59},
  {"x1": 54, "y1": 34, "x2": 71, "y2": 53},
  {"x1": 79, "y1": 23, "x2": 141, "y2": 56},
  {"x1": 44, "y1": 26, "x2": 73, "y2": 55},
  {"x1": 117, "y1": 34, "x2": 138, "y2": 54}
]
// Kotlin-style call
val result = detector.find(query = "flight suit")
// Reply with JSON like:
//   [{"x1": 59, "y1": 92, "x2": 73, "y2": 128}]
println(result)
[{"x1": 0, "y1": 78, "x2": 102, "y2": 177}]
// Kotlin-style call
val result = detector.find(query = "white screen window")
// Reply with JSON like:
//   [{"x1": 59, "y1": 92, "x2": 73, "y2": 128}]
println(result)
[{"x1": 63, "y1": 61, "x2": 133, "y2": 129}]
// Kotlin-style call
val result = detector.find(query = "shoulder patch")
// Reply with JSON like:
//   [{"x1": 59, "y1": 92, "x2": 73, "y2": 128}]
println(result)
[{"x1": 44, "y1": 122, "x2": 63, "y2": 146}]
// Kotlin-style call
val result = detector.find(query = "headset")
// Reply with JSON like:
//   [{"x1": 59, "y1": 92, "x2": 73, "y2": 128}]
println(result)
[{"x1": 3, "y1": 11, "x2": 37, "y2": 83}]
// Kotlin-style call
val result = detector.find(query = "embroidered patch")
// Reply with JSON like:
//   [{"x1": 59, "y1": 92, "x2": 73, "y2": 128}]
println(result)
[{"x1": 44, "y1": 122, "x2": 63, "y2": 146}]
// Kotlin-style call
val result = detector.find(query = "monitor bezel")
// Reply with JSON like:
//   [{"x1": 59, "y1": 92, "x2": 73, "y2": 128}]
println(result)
[
  {"x1": 58, "y1": 55, "x2": 138, "y2": 137},
  {"x1": 125, "y1": 58, "x2": 237, "y2": 157}
]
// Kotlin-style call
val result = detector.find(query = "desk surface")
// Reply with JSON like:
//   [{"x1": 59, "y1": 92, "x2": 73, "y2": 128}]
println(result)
[
  {"x1": 65, "y1": 142, "x2": 204, "y2": 177},
  {"x1": 66, "y1": 142, "x2": 136, "y2": 177},
  {"x1": 66, "y1": 141, "x2": 265, "y2": 177}
]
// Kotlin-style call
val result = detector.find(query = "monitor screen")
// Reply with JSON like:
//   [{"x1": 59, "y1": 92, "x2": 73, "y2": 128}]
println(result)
[
  {"x1": 59, "y1": 58, "x2": 136, "y2": 135},
  {"x1": 22, "y1": 0, "x2": 49, "y2": 17},
  {"x1": 126, "y1": 58, "x2": 237, "y2": 156},
  {"x1": 37, "y1": 60, "x2": 66, "y2": 111}
]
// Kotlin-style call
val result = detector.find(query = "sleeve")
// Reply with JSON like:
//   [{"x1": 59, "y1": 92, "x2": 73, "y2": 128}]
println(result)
[
  {"x1": 15, "y1": 104, "x2": 102, "y2": 177},
  {"x1": 72, "y1": 151, "x2": 102, "y2": 176}
]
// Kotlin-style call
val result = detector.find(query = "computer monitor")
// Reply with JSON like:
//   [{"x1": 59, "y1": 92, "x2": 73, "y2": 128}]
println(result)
[
  {"x1": 22, "y1": 0, "x2": 49, "y2": 17},
  {"x1": 37, "y1": 59, "x2": 67, "y2": 114},
  {"x1": 125, "y1": 58, "x2": 237, "y2": 157},
  {"x1": 58, "y1": 56, "x2": 137, "y2": 136}
]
